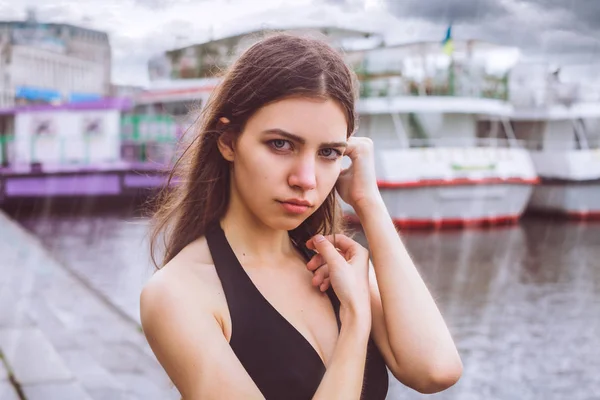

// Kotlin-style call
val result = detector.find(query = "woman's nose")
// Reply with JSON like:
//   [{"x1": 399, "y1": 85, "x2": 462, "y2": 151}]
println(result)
[{"x1": 288, "y1": 156, "x2": 317, "y2": 190}]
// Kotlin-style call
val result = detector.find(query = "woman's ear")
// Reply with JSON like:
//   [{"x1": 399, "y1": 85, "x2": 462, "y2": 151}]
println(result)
[{"x1": 217, "y1": 133, "x2": 235, "y2": 162}]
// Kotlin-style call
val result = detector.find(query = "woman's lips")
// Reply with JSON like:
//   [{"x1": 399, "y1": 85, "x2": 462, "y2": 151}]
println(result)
[{"x1": 278, "y1": 201, "x2": 310, "y2": 214}]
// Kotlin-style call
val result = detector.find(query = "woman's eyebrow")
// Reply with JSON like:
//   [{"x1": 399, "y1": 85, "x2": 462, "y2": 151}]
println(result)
[{"x1": 261, "y1": 128, "x2": 347, "y2": 148}]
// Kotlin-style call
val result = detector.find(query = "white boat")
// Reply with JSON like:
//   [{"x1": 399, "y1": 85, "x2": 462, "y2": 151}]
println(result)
[
  {"x1": 494, "y1": 63, "x2": 600, "y2": 219},
  {"x1": 342, "y1": 40, "x2": 538, "y2": 228}
]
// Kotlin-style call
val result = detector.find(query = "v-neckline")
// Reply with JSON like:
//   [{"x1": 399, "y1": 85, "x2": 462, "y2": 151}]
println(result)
[{"x1": 216, "y1": 223, "x2": 341, "y2": 369}]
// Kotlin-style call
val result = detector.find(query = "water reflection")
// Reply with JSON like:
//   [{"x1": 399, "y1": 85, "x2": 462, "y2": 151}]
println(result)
[
  {"x1": 7, "y1": 198, "x2": 154, "y2": 323},
  {"x1": 364, "y1": 219, "x2": 600, "y2": 400},
  {"x1": 6, "y1": 199, "x2": 600, "y2": 400}
]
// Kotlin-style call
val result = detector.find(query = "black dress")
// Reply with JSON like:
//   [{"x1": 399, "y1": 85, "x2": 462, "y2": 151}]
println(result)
[{"x1": 206, "y1": 222, "x2": 389, "y2": 399}]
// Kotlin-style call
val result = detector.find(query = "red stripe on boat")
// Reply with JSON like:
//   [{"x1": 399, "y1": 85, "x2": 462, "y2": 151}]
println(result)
[
  {"x1": 344, "y1": 213, "x2": 521, "y2": 229},
  {"x1": 377, "y1": 177, "x2": 539, "y2": 189}
]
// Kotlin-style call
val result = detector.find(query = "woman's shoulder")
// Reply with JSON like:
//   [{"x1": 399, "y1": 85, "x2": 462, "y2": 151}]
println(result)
[{"x1": 140, "y1": 235, "x2": 227, "y2": 329}]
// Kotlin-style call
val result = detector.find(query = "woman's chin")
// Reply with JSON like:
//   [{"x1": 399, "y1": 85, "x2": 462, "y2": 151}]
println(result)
[{"x1": 269, "y1": 215, "x2": 306, "y2": 231}]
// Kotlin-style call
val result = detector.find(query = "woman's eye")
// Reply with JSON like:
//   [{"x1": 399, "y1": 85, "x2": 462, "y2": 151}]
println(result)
[
  {"x1": 269, "y1": 139, "x2": 291, "y2": 151},
  {"x1": 320, "y1": 148, "x2": 342, "y2": 160}
]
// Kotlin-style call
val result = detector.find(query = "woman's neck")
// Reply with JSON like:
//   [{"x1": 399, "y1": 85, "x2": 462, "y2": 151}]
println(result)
[{"x1": 220, "y1": 199, "x2": 297, "y2": 268}]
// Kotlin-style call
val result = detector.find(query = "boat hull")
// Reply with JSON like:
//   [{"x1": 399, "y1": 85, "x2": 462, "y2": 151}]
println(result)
[
  {"x1": 342, "y1": 181, "x2": 535, "y2": 229},
  {"x1": 528, "y1": 179, "x2": 600, "y2": 219},
  {"x1": 526, "y1": 150, "x2": 600, "y2": 219}
]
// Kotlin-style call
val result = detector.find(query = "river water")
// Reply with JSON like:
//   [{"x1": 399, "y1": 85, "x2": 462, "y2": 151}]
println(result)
[{"x1": 5, "y1": 198, "x2": 600, "y2": 400}]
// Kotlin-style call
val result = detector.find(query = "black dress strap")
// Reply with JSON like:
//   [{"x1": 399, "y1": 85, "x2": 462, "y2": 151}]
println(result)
[
  {"x1": 204, "y1": 221, "x2": 388, "y2": 399},
  {"x1": 205, "y1": 222, "x2": 257, "y2": 322}
]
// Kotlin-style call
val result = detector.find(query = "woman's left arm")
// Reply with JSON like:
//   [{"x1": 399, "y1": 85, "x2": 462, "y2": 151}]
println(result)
[
  {"x1": 336, "y1": 137, "x2": 462, "y2": 394},
  {"x1": 356, "y1": 196, "x2": 462, "y2": 394}
]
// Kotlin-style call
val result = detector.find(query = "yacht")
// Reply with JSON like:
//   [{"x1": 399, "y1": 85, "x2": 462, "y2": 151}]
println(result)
[
  {"x1": 342, "y1": 40, "x2": 538, "y2": 228},
  {"x1": 486, "y1": 63, "x2": 600, "y2": 219}
]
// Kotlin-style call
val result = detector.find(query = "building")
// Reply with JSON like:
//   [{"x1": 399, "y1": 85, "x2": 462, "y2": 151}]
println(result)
[
  {"x1": 147, "y1": 26, "x2": 381, "y2": 82},
  {"x1": 110, "y1": 83, "x2": 145, "y2": 99},
  {"x1": 0, "y1": 9, "x2": 111, "y2": 108}
]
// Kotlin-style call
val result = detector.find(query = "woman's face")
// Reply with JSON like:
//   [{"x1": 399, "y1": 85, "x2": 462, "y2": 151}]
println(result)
[{"x1": 223, "y1": 97, "x2": 348, "y2": 231}]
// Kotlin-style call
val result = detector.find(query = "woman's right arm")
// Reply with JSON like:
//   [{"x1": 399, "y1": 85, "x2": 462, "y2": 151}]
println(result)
[
  {"x1": 307, "y1": 234, "x2": 374, "y2": 400},
  {"x1": 140, "y1": 274, "x2": 265, "y2": 400},
  {"x1": 312, "y1": 307, "x2": 371, "y2": 400}
]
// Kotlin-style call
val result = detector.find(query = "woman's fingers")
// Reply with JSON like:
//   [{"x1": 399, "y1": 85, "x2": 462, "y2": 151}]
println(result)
[
  {"x1": 320, "y1": 234, "x2": 359, "y2": 253},
  {"x1": 307, "y1": 253, "x2": 332, "y2": 291},
  {"x1": 306, "y1": 234, "x2": 354, "y2": 252},
  {"x1": 311, "y1": 263, "x2": 327, "y2": 286},
  {"x1": 305, "y1": 234, "x2": 365, "y2": 294},
  {"x1": 309, "y1": 235, "x2": 347, "y2": 266},
  {"x1": 306, "y1": 253, "x2": 325, "y2": 271},
  {"x1": 307, "y1": 234, "x2": 363, "y2": 260},
  {"x1": 319, "y1": 277, "x2": 330, "y2": 292}
]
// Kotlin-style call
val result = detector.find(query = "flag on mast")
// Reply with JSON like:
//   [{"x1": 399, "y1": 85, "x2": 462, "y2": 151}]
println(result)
[{"x1": 442, "y1": 24, "x2": 454, "y2": 56}]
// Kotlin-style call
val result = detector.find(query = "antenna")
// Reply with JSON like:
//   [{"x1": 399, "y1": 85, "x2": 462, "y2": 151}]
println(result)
[{"x1": 25, "y1": 7, "x2": 37, "y2": 22}]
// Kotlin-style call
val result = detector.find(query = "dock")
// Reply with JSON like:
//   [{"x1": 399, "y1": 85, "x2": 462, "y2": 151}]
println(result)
[{"x1": 0, "y1": 211, "x2": 179, "y2": 399}]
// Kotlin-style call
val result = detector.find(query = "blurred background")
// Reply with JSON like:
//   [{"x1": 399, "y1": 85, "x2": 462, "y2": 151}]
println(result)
[{"x1": 0, "y1": 0, "x2": 599, "y2": 399}]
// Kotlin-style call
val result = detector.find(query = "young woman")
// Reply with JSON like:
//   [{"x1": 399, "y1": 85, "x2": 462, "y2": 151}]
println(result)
[{"x1": 140, "y1": 34, "x2": 462, "y2": 400}]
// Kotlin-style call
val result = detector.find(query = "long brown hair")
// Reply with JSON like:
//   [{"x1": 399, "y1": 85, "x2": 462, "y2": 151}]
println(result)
[{"x1": 149, "y1": 32, "x2": 359, "y2": 269}]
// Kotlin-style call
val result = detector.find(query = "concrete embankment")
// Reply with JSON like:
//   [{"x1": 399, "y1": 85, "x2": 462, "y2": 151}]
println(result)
[{"x1": 0, "y1": 211, "x2": 178, "y2": 400}]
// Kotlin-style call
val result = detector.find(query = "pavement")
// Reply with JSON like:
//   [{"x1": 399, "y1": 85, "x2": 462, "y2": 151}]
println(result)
[{"x1": 0, "y1": 211, "x2": 180, "y2": 400}]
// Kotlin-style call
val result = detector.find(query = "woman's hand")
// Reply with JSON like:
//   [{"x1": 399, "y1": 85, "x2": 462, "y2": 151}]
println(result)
[
  {"x1": 306, "y1": 234, "x2": 371, "y2": 323},
  {"x1": 336, "y1": 137, "x2": 381, "y2": 210},
  {"x1": 309, "y1": 262, "x2": 331, "y2": 293}
]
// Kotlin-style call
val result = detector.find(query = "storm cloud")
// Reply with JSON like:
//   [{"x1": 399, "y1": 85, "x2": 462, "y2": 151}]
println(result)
[
  {"x1": 525, "y1": 0, "x2": 600, "y2": 31},
  {"x1": 384, "y1": 0, "x2": 600, "y2": 64},
  {"x1": 388, "y1": 0, "x2": 509, "y2": 23},
  {"x1": 4, "y1": 0, "x2": 598, "y2": 85}
]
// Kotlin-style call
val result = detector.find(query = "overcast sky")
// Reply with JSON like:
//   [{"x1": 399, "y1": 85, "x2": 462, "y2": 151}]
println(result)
[{"x1": 3, "y1": 0, "x2": 599, "y2": 86}]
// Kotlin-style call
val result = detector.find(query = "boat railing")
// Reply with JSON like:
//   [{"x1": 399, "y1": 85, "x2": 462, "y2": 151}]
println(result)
[
  {"x1": 371, "y1": 137, "x2": 527, "y2": 150},
  {"x1": 521, "y1": 138, "x2": 600, "y2": 151},
  {"x1": 358, "y1": 74, "x2": 600, "y2": 106},
  {"x1": 357, "y1": 73, "x2": 509, "y2": 101}
]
